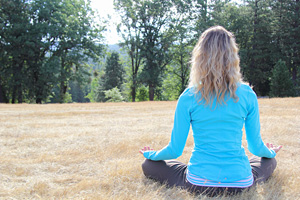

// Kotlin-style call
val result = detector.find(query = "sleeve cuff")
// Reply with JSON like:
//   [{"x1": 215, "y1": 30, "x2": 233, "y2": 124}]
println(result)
[{"x1": 143, "y1": 151, "x2": 156, "y2": 159}]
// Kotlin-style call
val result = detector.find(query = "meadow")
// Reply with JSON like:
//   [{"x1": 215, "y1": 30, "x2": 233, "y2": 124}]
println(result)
[{"x1": 0, "y1": 98, "x2": 299, "y2": 199}]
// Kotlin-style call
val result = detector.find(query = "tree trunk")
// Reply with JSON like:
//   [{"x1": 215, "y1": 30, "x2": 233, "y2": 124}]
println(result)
[
  {"x1": 149, "y1": 84, "x2": 154, "y2": 101},
  {"x1": 36, "y1": 98, "x2": 42, "y2": 104},
  {"x1": 34, "y1": 69, "x2": 43, "y2": 104},
  {"x1": 181, "y1": 77, "x2": 186, "y2": 94},
  {"x1": 12, "y1": 85, "x2": 17, "y2": 104},
  {"x1": 131, "y1": 85, "x2": 136, "y2": 102},
  {"x1": 0, "y1": 76, "x2": 8, "y2": 103},
  {"x1": 60, "y1": 80, "x2": 67, "y2": 103},
  {"x1": 59, "y1": 57, "x2": 67, "y2": 103},
  {"x1": 292, "y1": 67, "x2": 297, "y2": 86},
  {"x1": 0, "y1": 82, "x2": 5, "y2": 103},
  {"x1": 12, "y1": 63, "x2": 23, "y2": 103},
  {"x1": 17, "y1": 85, "x2": 22, "y2": 103},
  {"x1": 131, "y1": 75, "x2": 136, "y2": 102}
]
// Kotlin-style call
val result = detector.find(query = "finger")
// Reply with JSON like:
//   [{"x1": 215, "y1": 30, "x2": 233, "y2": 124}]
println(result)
[
  {"x1": 266, "y1": 143, "x2": 270, "y2": 148},
  {"x1": 274, "y1": 145, "x2": 282, "y2": 153},
  {"x1": 277, "y1": 145, "x2": 283, "y2": 151}
]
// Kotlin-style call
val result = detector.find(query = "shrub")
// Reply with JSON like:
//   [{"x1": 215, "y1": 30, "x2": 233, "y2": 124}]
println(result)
[
  {"x1": 104, "y1": 87, "x2": 124, "y2": 102},
  {"x1": 136, "y1": 85, "x2": 148, "y2": 101}
]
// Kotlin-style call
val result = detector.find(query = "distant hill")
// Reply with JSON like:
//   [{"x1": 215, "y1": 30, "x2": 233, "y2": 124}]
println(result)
[
  {"x1": 88, "y1": 44, "x2": 128, "y2": 71},
  {"x1": 107, "y1": 44, "x2": 121, "y2": 53},
  {"x1": 107, "y1": 44, "x2": 127, "y2": 57}
]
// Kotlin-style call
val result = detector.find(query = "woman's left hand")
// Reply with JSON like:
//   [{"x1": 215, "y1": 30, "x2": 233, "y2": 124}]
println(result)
[
  {"x1": 139, "y1": 146, "x2": 154, "y2": 155},
  {"x1": 266, "y1": 143, "x2": 282, "y2": 153}
]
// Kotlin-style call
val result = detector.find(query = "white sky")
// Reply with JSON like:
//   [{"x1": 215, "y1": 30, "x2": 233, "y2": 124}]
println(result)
[
  {"x1": 90, "y1": 0, "x2": 243, "y2": 45},
  {"x1": 90, "y1": 0, "x2": 122, "y2": 45}
]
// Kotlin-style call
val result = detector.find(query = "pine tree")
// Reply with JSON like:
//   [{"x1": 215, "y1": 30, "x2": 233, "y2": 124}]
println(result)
[
  {"x1": 103, "y1": 52, "x2": 124, "y2": 91},
  {"x1": 270, "y1": 60, "x2": 294, "y2": 97},
  {"x1": 272, "y1": 0, "x2": 300, "y2": 94},
  {"x1": 97, "y1": 52, "x2": 125, "y2": 102}
]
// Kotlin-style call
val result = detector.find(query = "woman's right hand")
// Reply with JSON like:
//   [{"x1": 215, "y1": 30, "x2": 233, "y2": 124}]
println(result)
[
  {"x1": 266, "y1": 143, "x2": 282, "y2": 153},
  {"x1": 139, "y1": 146, "x2": 154, "y2": 155}
]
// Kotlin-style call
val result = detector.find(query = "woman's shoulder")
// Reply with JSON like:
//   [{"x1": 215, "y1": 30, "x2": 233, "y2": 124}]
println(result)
[
  {"x1": 237, "y1": 83, "x2": 258, "y2": 105},
  {"x1": 179, "y1": 87, "x2": 196, "y2": 99},
  {"x1": 237, "y1": 83, "x2": 256, "y2": 95},
  {"x1": 177, "y1": 87, "x2": 196, "y2": 106},
  {"x1": 238, "y1": 82, "x2": 252, "y2": 91}
]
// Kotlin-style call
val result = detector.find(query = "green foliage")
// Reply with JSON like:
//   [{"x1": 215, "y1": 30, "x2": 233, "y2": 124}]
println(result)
[
  {"x1": 160, "y1": 70, "x2": 182, "y2": 101},
  {"x1": 69, "y1": 81, "x2": 90, "y2": 103},
  {"x1": 49, "y1": 86, "x2": 73, "y2": 103},
  {"x1": 104, "y1": 87, "x2": 124, "y2": 102},
  {"x1": 245, "y1": 0, "x2": 274, "y2": 96},
  {"x1": 0, "y1": 0, "x2": 105, "y2": 103},
  {"x1": 85, "y1": 77, "x2": 100, "y2": 102},
  {"x1": 270, "y1": 60, "x2": 294, "y2": 97},
  {"x1": 64, "y1": 92, "x2": 73, "y2": 103},
  {"x1": 115, "y1": 0, "x2": 179, "y2": 101},
  {"x1": 136, "y1": 85, "x2": 149, "y2": 102},
  {"x1": 114, "y1": 0, "x2": 143, "y2": 102},
  {"x1": 271, "y1": 0, "x2": 300, "y2": 90},
  {"x1": 93, "y1": 52, "x2": 125, "y2": 102},
  {"x1": 1, "y1": 0, "x2": 299, "y2": 103},
  {"x1": 103, "y1": 52, "x2": 125, "y2": 91},
  {"x1": 120, "y1": 81, "x2": 132, "y2": 102}
]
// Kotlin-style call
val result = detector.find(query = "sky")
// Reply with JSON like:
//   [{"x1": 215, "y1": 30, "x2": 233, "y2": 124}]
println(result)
[
  {"x1": 90, "y1": 0, "x2": 122, "y2": 45},
  {"x1": 90, "y1": 0, "x2": 244, "y2": 45}
]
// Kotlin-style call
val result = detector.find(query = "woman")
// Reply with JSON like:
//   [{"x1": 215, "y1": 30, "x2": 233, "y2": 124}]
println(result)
[{"x1": 139, "y1": 26, "x2": 282, "y2": 196}]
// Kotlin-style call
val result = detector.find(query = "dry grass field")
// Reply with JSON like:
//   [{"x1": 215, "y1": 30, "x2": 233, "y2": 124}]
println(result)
[{"x1": 0, "y1": 98, "x2": 300, "y2": 199}]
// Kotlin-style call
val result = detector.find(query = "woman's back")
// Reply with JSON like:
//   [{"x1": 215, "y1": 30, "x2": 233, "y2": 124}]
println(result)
[{"x1": 187, "y1": 84, "x2": 254, "y2": 184}]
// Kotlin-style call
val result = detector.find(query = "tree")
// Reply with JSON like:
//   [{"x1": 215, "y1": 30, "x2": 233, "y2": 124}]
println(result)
[
  {"x1": 241, "y1": 0, "x2": 274, "y2": 96},
  {"x1": 209, "y1": 2, "x2": 253, "y2": 82},
  {"x1": 115, "y1": 0, "x2": 177, "y2": 101},
  {"x1": 169, "y1": 23, "x2": 194, "y2": 96},
  {"x1": 272, "y1": 0, "x2": 300, "y2": 94},
  {"x1": 193, "y1": 0, "x2": 212, "y2": 37},
  {"x1": 85, "y1": 75, "x2": 100, "y2": 102},
  {"x1": 97, "y1": 52, "x2": 125, "y2": 102},
  {"x1": 69, "y1": 80, "x2": 90, "y2": 103},
  {"x1": 103, "y1": 52, "x2": 124, "y2": 90},
  {"x1": 115, "y1": 0, "x2": 143, "y2": 102},
  {"x1": 0, "y1": 0, "x2": 105, "y2": 103},
  {"x1": 44, "y1": 0, "x2": 105, "y2": 103},
  {"x1": 138, "y1": 0, "x2": 177, "y2": 101},
  {"x1": 161, "y1": 69, "x2": 182, "y2": 100},
  {"x1": 167, "y1": 0, "x2": 199, "y2": 96},
  {"x1": 270, "y1": 59, "x2": 294, "y2": 97},
  {"x1": 136, "y1": 85, "x2": 148, "y2": 101},
  {"x1": 0, "y1": 0, "x2": 31, "y2": 103}
]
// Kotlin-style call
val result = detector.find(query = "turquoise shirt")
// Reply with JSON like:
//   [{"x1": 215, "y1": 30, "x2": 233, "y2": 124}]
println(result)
[{"x1": 143, "y1": 84, "x2": 276, "y2": 184}]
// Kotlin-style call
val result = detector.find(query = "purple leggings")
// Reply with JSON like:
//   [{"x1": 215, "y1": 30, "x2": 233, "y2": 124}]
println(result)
[{"x1": 142, "y1": 156, "x2": 277, "y2": 196}]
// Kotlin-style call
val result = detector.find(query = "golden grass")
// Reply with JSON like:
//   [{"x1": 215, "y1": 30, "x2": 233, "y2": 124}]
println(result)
[{"x1": 0, "y1": 98, "x2": 299, "y2": 199}]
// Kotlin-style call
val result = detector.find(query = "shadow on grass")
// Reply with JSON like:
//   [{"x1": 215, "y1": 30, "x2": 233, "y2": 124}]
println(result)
[{"x1": 141, "y1": 174, "x2": 284, "y2": 200}]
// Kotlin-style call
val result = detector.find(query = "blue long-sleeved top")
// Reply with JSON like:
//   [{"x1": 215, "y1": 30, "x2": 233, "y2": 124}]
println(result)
[{"x1": 143, "y1": 83, "x2": 276, "y2": 185}]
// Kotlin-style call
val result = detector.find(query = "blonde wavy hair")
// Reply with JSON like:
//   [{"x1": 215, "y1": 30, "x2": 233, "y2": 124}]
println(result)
[{"x1": 189, "y1": 26, "x2": 242, "y2": 106}]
